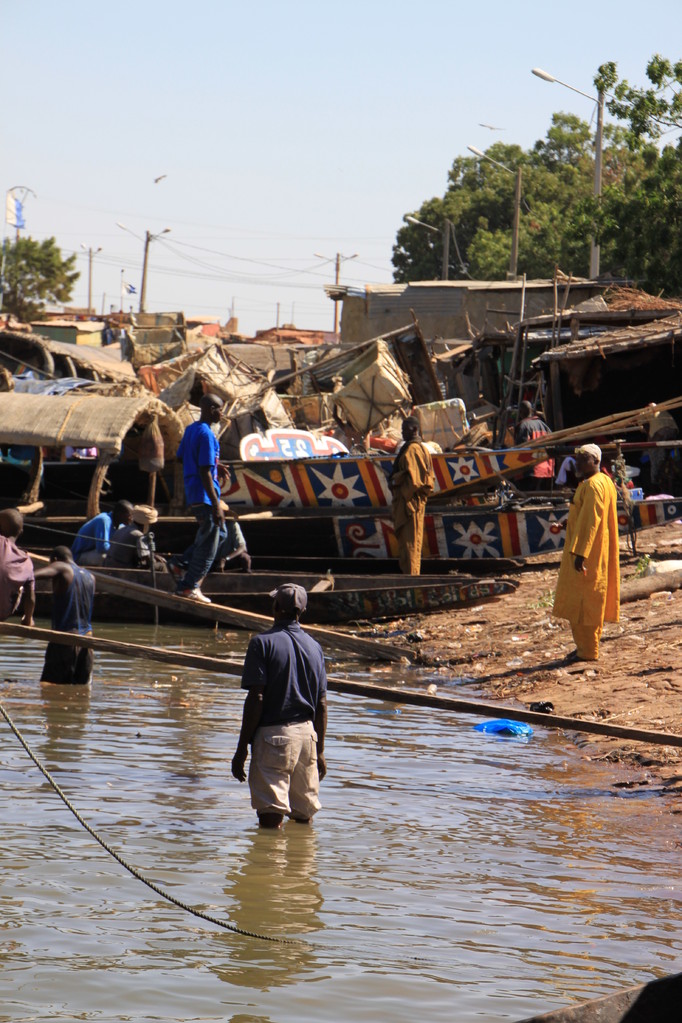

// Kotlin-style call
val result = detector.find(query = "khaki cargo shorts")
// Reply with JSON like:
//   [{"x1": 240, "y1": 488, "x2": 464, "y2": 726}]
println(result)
[{"x1": 249, "y1": 720, "x2": 321, "y2": 820}]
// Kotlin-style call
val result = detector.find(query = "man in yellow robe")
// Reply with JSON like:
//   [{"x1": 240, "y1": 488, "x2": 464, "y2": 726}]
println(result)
[
  {"x1": 553, "y1": 443, "x2": 620, "y2": 661},
  {"x1": 389, "y1": 417, "x2": 434, "y2": 575}
]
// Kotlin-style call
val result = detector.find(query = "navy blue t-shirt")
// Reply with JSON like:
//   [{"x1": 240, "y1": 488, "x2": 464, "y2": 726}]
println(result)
[
  {"x1": 52, "y1": 565, "x2": 95, "y2": 635},
  {"x1": 241, "y1": 620, "x2": 327, "y2": 726}
]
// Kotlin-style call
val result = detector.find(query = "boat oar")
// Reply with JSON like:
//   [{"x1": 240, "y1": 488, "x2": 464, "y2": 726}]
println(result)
[
  {"x1": 2, "y1": 623, "x2": 681, "y2": 750},
  {"x1": 29, "y1": 554, "x2": 412, "y2": 664}
]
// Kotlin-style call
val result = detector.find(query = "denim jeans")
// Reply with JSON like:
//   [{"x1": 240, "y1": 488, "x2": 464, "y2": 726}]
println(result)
[{"x1": 179, "y1": 504, "x2": 225, "y2": 589}]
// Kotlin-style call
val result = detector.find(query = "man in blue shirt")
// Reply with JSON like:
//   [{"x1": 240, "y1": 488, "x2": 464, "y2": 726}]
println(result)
[
  {"x1": 171, "y1": 393, "x2": 225, "y2": 603},
  {"x1": 231, "y1": 584, "x2": 328, "y2": 828},
  {"x1": 71, "y1": 501, "x2": 135, "y2": 566}
]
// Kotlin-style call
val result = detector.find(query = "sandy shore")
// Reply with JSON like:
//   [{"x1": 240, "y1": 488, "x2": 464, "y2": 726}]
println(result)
[{"x1": 375, "y1": 522, "x2": 682, "y2": 807}]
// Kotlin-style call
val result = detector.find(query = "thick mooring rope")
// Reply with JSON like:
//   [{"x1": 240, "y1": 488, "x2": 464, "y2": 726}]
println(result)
[{"x1": 0, "y1": 699, "x2": 299, "y2": 946}]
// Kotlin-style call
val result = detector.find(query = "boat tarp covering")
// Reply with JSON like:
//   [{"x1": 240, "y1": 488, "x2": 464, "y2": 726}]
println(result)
[
  {"x1": 415, "y1": 398, "x2": 470, "y2": 448},
  {"x1": 0, "y1": 392, "x2": 184, "y2": 455},
  {"x1": 332, "y1": 339, "x2": 412, "y2": 433}
]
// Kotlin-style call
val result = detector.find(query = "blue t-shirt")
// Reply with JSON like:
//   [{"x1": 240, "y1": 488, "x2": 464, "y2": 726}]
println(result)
[
  {"x1": 177, "y1": 421, "x2": 220, "y2": 506},
  {"x1": 241, "y1": 620, "x2": 327, "y2": 727},
  {"x1": 71, "y1": 511, "x2": 113, "y2": 561}
]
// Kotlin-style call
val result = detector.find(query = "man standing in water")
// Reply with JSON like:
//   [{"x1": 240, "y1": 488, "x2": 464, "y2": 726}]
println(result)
[
  {"x1": 388, "y1": 416, "x2": 434, "y2": 575},
  {"x1": 170, "y1": 393, "x2": 225, "y2": 603},
  {"x1": 231, "y1": 584, "x2": 327, "y2": 828},
  {"x1": 34, "y1": 546, "x2": 96, "y2": 684},
  {"x1": 553, "y1": 444, "x2": 620, "y2": 662}
]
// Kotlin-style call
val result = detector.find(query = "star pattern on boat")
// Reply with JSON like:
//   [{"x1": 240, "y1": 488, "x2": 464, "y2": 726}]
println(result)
[
  {"x1": 535, "y1": 511, "x2": 568, "y2": 549},
  {"x1": 310, "y1": 463, "x2": 366, "y2": 505},
  {"x1": 451, "y1": 519, "x2": 501, "y2": 557},
  {"x1": 445, "y1": 457, "x2": 478, "y2": 483}
]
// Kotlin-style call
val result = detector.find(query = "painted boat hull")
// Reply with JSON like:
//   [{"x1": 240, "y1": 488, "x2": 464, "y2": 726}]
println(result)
[
  {"x1": 218, "y1": 448, "x2": 543, "y2": 510},
  {"x1": 332, "y1": 498, "x2": 682, "y2": 560},
  {"x1": 33, "y1": 570, "x2": 517, "y2": 625}
]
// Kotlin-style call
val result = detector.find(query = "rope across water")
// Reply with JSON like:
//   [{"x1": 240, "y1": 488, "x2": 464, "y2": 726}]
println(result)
[{"x1": 0, "y1": 699, "x2": 299, "y2": 946}]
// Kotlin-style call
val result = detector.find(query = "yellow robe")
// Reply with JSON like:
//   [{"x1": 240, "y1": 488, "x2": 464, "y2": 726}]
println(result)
[
  {"x1": 553, "y1": 472, "x2": 620, "y2": 658},
  {"x1": 391, "y1": 441, "x2": 434, "y2": 575}
]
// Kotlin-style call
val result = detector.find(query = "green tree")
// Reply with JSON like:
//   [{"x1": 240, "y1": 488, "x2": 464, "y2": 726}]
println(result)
[
  {"x1": 588, "y1": 56, "x2": 682, "y2": 294},
  {"x1": 392, "y1": 114, "x2": 633, "y2": 283},
  {"x1": 598, "y1": 55, "x2": 682, "y2": 147},
  {"x1": 1, "y1": 236, "x2": 79, "y2": 322}
]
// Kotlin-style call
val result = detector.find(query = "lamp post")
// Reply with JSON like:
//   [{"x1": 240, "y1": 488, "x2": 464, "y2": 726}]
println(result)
[
  {"x1": 80, "y1": 243, "x2": 102, "y2": 315},
  {"x1": 404, "y1": 215, "x2": 452, "y2": 280},
  {"x1": 467, "y1": 146, "x2": 522, "y2": 279},
  {"x1": 116, "y1": 222, "x2": 171, "y2": 313},
  {"x1": 531, "y1": 67, "x2": 604, "y2": 278},
  {"x1": 314, "y1": 251, "x2": 358, "y2": 333}
]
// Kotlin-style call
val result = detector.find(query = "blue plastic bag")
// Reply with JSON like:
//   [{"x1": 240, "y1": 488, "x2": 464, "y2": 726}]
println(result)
[{"x1": 474, "y1": 718, "x2": 533, "y2": 737}]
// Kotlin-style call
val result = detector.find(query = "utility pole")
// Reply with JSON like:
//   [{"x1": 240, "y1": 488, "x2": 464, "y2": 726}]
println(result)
[
  {"x1": 510, "y1": 168, "x2": 522, "y2": 280},
  {"x1": 590, "y1": 89, "x2": 604, "y2": 279},
  {"x1": 139, "y1": 231, "x2": 151, "y2": 314},
  {"x1": 315, "y1": 251, "x2": 358, "y2": 334},
  {"x1": 81, "y1": 245, "x2": 102, "y2": 315}
]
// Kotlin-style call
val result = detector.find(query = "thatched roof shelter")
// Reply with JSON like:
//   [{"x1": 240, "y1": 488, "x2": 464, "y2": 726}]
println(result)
[
  {"x1": 0, "y1": 392, "x2": 184, "y2": 515},
  {"x1": 0, "y1": 329, "x2": 137, "y2": 383}
]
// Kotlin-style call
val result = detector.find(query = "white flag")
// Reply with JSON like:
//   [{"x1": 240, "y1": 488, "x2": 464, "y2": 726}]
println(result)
[{"x1": 5, "y1": 190, "x2": 25, "y2": 229}]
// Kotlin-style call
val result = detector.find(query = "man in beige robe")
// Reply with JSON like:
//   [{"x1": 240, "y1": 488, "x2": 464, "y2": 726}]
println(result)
[
  {"x1": 553, "y1": 444, "x2": 620, "y2": 661},
  {"x1": 389, "y1": 417, "x2": 434, "y2": 575}
]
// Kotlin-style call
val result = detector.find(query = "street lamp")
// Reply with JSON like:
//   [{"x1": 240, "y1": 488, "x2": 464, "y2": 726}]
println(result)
[
  {"x1": 314, "y1": 251, "x2": 358, "y2": 334},
  {"x1": 467, "y1": 146, "x2": 522, "y2": 280},
  {"x1": 80, "y1": 243, "x2": 102, "y2": 315},
  {"x1": 404, "y1": 215, "x2": 452, "y2": 280},
  {"x1": 116, "y1": 222, "x2": 171, "y2": 313},
  {"x1": 531, "y1": 66, "x2": 604, "y2": 278}
]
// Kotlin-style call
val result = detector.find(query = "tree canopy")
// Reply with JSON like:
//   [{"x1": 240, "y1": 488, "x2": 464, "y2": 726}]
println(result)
[
  {"x1": 1, "y1": 236, "x2": 79, "y2": 322},
  {"x1": 393, "y1": 54, "x2": 682, "y2": 298}
]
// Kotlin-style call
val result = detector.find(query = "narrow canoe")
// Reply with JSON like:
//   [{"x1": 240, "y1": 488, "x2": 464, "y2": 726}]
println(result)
[
  {"x1": 32, "y1": 569, "x2": 517, "y2": 625},
  {"x1": 514, "y1": 970, "x2": 681, "y2": 1022}
]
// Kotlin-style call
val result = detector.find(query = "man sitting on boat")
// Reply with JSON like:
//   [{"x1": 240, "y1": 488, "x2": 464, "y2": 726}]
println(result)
[
  {"x1": 170, "y1": 393, "x2": 228, "y2": 603},
  {"x1": 388, "y1": 416, "x2": 434, "y2": 575},
  {"x1": 0, "y1": 508, "x2": 35, "y2": 626},
  {"x1": 71, "y1": 500, "x2": 135, "y2": 567},
  {"x1": 231, "y1": 583, "x2": 327, "y2": 828},
  {"x1": 34, "y1": 546, "x2": 95, "y2": 685}
]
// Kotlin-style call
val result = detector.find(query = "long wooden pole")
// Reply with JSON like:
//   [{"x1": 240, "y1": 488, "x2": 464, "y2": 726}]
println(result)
[
  {"x1": 30, "y1": 555, "x2": 412, "y2": 664},
  {"x1": 2, "y1": 621, "x2": 680, "y2": 750}
]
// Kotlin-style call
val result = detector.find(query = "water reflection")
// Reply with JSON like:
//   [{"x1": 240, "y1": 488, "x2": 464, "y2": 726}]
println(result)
[
  {"x1": 39, "y1": 681, "x2": 91, "y2": 766},
  {"x1": 215, "y1": 823, "x2": 323, "y2": 989},
  {"x1": 0, "y1": 624, "x2": 681, "y2": 1023}
]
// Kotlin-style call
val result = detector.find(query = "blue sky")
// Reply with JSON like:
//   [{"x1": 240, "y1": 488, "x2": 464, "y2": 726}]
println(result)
[{"x1": 2, "y1": 1, "x2": 681, "y2": 334}]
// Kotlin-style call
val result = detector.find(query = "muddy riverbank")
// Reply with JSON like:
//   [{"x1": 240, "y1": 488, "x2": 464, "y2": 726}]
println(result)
[{"x1": 370, "y1": 523, "x2": 682, "y2": 806}]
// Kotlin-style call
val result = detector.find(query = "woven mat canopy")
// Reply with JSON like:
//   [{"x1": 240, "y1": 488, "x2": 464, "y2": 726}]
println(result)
[{"x1": 0, "y1": 392, "x2": 184, "y2": 455}]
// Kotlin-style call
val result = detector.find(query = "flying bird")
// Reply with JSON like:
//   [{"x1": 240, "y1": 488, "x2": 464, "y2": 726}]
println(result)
[
  {"x1": 479, "y1": 123, "x2": 505, "y2": 131},
  {"x1": 154, "y1": 174, "x2": 168, "y2": 184}
]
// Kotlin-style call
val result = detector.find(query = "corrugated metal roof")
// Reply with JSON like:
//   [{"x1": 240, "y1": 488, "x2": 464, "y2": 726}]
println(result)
[{"x1": 534, "y1": 314, "x2": 682, "y2": 364}]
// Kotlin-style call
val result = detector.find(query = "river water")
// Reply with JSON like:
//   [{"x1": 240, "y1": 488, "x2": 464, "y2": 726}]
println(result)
[{"x1": 0, "y1": 620, "x2": 680, "y2": 1023}]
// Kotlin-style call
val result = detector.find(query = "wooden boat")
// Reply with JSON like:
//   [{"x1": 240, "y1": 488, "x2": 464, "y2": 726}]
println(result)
[
  {"x1": 330, "y1": 496, "x2": 682, "y2": 560},
  {"x1": 514, "y1": 969, "x2": 681, "y2": 1022},
  {"x1": 32, "y1": 567, "x2": 518, "y2": 625},
  {"x1": 217, "y1": 447, "x2": 545, "y2": 509}
]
